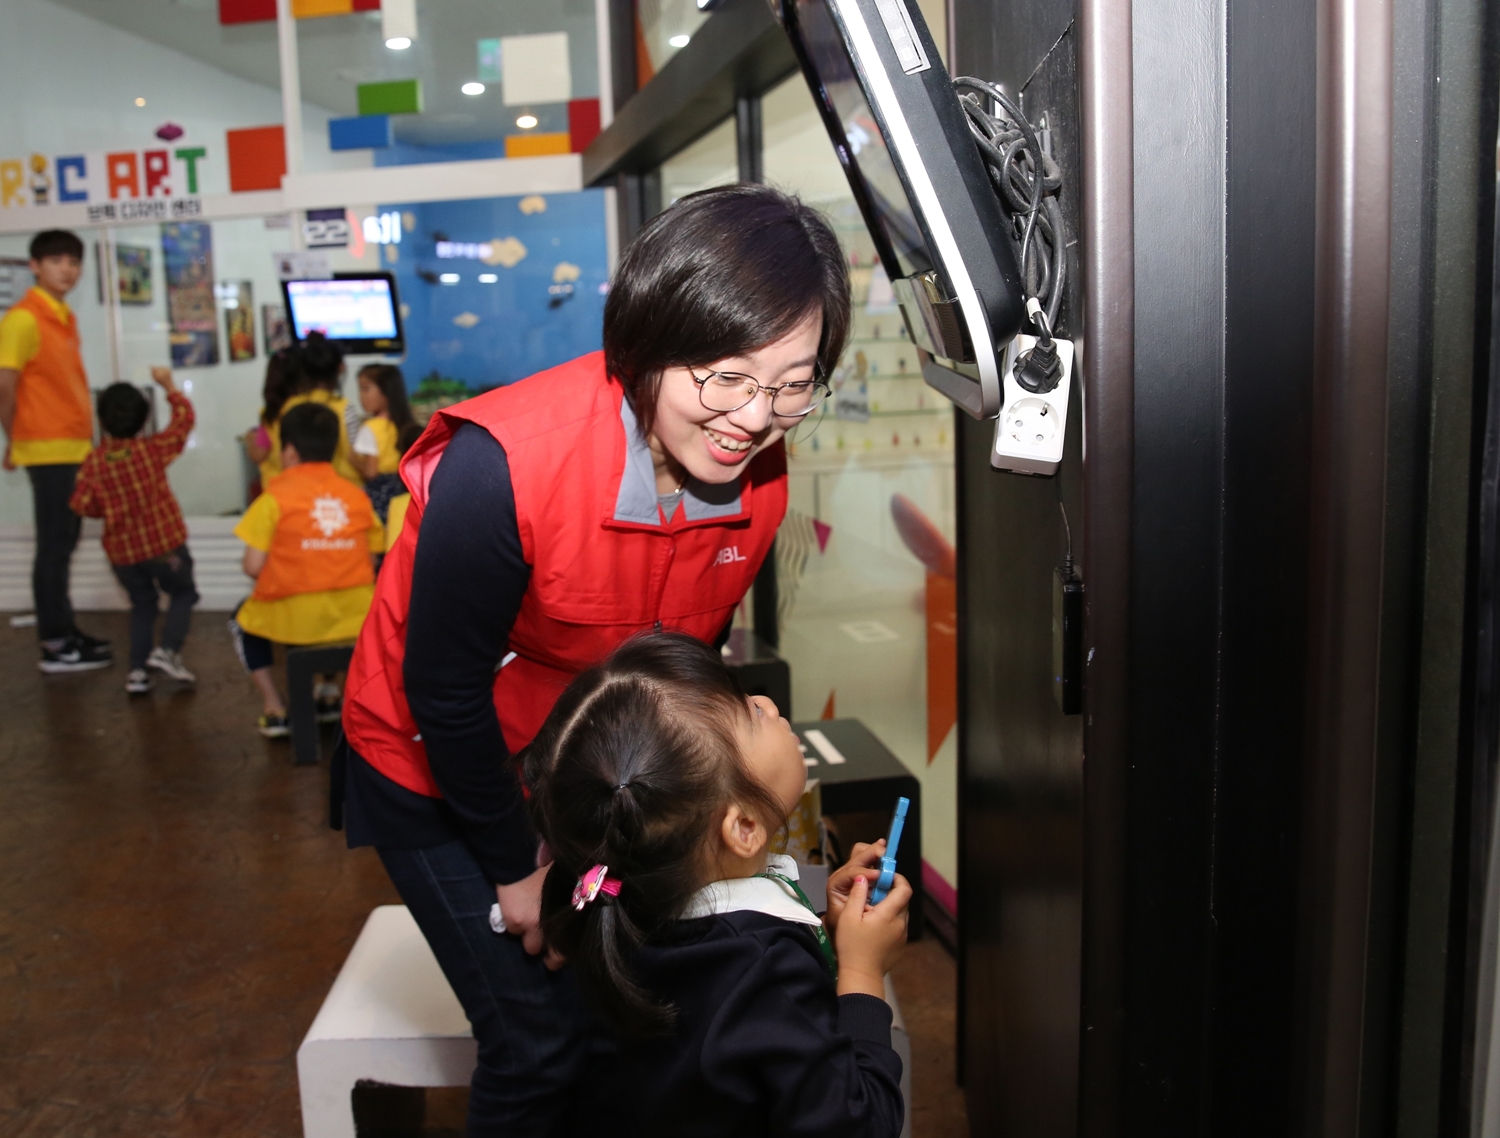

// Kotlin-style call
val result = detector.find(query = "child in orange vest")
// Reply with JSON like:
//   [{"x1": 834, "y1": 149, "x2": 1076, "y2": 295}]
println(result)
[{"x1": 229, "y1": 402, "x2": 381, "y2": 738}]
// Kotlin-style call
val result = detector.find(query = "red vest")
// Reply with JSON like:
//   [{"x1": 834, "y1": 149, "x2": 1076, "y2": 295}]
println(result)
[
  {"x1": 343, "y1": 352, "x2": 788, "y2": 798},
  {"x1": 253, "y1": 463, "x2": 375, "y2": 601}
]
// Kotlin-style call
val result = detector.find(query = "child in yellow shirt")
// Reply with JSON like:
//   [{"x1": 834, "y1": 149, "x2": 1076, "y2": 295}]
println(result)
[
  {"x1": 351, "y1": 363, "x2": 422, "y2": 523},
  {"x1": 229, "y1": 402, "x2": 381, "y2": 738}
]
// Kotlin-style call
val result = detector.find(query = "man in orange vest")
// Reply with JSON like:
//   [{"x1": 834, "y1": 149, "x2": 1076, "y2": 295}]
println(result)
[
  {"x1": 229, "y1": 401, "x2": 381, "y2": 738},
  {"x1": 0, "y1": 230, "x2": 112, "y2": 673}
]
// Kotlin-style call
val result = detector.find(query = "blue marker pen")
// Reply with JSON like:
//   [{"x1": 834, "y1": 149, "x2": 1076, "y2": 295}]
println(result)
[{"x1": 870, "y1": 796, "x2": 909, "y2": 904}]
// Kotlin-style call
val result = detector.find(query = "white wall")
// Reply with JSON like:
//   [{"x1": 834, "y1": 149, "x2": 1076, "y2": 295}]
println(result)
[
  {"x1": 0, "y1": 0, "x2": 378, "y2": 524},
  {"x1": 0, "y1": 0, "x2": 370, "y2": 188}
]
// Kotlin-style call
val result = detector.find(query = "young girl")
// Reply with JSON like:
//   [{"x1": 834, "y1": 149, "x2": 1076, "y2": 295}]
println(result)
[
  {"x1": 261, "y1": 333, "x2": 363, "y2": 486},
  {"x1": 243, "y1": 347, "x2": 295, "y2": 496},
  {"x1": 526, "y1": 632, "x2": 910, "y2": 1137},
  {"x1": 351, "y1": 363, "x2": 419, "y2": 522}
]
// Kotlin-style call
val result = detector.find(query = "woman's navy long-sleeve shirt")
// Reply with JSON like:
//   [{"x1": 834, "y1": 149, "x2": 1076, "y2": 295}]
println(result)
[{"x1": 344, "y1": 422, "x2": 540, "y2": 884}]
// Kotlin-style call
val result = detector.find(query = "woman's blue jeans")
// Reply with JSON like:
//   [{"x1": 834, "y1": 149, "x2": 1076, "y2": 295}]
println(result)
[{"x1": 377, "y1": 840, "x2": 593, "y2": 1137}]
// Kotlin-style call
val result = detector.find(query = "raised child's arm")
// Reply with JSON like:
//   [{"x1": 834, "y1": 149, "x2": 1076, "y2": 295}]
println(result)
[{"x1": 149, "y1": 368, "x2": 195, "y2": 461}]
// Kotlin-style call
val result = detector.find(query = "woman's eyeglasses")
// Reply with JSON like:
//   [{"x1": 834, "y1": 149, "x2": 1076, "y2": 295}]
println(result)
[{"x1": 690, "y1": 365, "x2": 831, "y2": 419}]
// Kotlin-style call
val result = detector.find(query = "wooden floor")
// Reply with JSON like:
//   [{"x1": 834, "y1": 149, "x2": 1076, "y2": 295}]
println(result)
[{"x1": 0, "y1": 610, "x2": 968, "y2": 1137}]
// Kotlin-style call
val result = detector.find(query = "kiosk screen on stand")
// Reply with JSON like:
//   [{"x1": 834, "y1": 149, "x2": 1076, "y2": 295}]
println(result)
[{"x1": 284, "y1": 276, "x2": 401, "y2": 349}]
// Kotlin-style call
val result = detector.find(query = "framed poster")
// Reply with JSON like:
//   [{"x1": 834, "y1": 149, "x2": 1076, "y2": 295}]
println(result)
[
  {"x1": 262, "y1": 303, "x2": 292, "y2": 352},
  {"x1": 218, "y1": 280, "x2": 255, "y2": 362},
  {"x1": 117, "y1": 245, "x2": 152, "y2": 305},
  {"x1": 160, "y1": 222, "x2": 219, "y2": 368},
  {"x1": 0, "y1": 258, "x2": 31, "y2": 311}
]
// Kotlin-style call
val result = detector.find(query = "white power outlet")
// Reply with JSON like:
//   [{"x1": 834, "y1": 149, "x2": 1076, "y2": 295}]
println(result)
[{"x1": 990, "y1": 334, "x2": 1074, "y2": 476}]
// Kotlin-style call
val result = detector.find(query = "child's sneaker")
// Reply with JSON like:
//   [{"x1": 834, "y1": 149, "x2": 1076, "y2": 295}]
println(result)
[
  {"x1": 146, "y1": 647, "x2": 196, "y2": 684},
  {"x1": 314, "y1": 681, "x2": 343, "y2": 723},
  {"x1": 125, "y1": 669, "x2": 152, "y2": 695},
  {"x1": 73, "y1": 628, "x2": 112, "y2": 656},
  {"x1": 258, "y1": 713, "x2": 291, "y2": 739},
  {"x1": 38, "y1": 636, "x2": 113, "y2": 674}
]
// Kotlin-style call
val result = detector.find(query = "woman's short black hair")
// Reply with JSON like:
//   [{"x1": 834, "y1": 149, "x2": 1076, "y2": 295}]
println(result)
[
  {"x1": 603, "y1": 183, "x2": 850, "y2": 438},
  {"x1": 29, "y1": 230, "x2": 83, "y2": 262},
  {"x1": 97, "y1": 383, "x2": 149, "y2": 439}
]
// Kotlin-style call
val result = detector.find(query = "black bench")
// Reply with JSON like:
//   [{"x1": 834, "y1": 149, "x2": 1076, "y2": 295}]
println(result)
[{"x1": 286, "y1": 642, "x2": 355, "y2": 767}]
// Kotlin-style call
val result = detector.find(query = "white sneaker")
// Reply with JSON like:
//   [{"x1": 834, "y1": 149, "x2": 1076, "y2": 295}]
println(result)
[
  {"x1": 125, "y1": 669, "x2": 152, "y2": 695},
  {"x1": 146, "y1": 647, "x2": 196, "y2": 684}
]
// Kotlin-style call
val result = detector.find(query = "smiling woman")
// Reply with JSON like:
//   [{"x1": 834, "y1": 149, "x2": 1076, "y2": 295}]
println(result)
[{"x1": 336, "y1": 182, "x2": 851, "y2": 1133}]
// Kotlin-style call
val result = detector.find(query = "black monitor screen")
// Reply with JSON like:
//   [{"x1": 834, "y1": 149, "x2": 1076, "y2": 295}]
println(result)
[
  {"x1": 794, "y1": 0, "x2": 932, "y2": 279},
  {"x1": 285, "y1": 277, "x2": 399, "y2": 342}
]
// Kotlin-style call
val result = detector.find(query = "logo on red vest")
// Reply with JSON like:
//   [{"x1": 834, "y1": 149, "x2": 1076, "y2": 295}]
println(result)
[{"x1": 713, "y1": 545, "x2": 748, "y2": 566}]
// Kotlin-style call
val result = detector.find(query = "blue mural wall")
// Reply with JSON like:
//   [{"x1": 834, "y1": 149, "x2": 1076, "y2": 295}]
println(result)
[{"x1": 383, "y1": 189, "x2": 609, "y2": 391}]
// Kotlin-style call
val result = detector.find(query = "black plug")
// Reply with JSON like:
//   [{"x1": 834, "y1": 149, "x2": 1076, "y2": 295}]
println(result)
[{"x1": 1014, "y1": 338, "x2": 1063, "y2": 393}]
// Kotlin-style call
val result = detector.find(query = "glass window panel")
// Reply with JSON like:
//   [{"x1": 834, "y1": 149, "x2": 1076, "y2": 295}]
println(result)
[
  {"x1": 0, "y1": 187, "x2": 609, "y2": 527},
  {"x1": 761, "y1": 74, "x2": 959, "y2": 889},
  {"x1": 659, "y1": 117, "x2": 738, "y2": 205},
  {"x1": 635, "y1": 0, "x2": 712, "y2": 81}
]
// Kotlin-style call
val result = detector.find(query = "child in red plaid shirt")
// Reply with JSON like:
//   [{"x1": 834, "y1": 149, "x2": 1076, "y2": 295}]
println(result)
[{"x1": 70, "y1": 368, "x2": 199, "y2": 695}]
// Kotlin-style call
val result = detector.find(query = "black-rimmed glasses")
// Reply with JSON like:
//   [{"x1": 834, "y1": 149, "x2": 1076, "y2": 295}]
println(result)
[{"x1": 690, "y1": 366, "x2": 831, "y2": 419}]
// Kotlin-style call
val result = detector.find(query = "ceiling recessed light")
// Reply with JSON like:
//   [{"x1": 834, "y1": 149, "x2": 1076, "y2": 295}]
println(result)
[
  {"x1": 516, "y1": 113, "x2": 539, "y2": 129},
  {"x1": 385, "y1": 36, "x2": 411, "y2": 50},
  {"x1": 461, "y1": 81, "x2": 486, "y2": 96},
  {"x1": 135, "y1": 97, "x2": 146, "y2": 107},
  {"x1": 478, "y1": 273, "x2": 498, "y2": 283},
  {"x1": 439, "y1": 273, "x2": 460, "y2": 284},
  {"x1": 668, "y1": 34, "x2": 691, "y2": 47}
]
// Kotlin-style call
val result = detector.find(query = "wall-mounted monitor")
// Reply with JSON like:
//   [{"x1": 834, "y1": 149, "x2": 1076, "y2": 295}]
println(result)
[
  {"x1": 775, "y1": 0, "x2": 1024, "y2": 418},
  {"x1": 281, "y1": 271, "x2": 404, "y2": 355}
]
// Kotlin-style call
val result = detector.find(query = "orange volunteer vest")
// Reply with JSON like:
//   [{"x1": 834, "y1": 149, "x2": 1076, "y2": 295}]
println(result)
[
  {"x1": 343, "y1": 351, "x2": 788, "y2": 798},
  {"x1": 253, "y1": 462, "x2": 376, "y2": 601},
  {"x1": 11, "y1": 289, "x2": 91, "y2": 444}
]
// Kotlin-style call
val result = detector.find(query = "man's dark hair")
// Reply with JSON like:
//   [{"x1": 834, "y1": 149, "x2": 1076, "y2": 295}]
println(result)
[
  {"x1": 280, "y1": 402, "x2": 340, "y2": 464},
  {"x1": 30, "y1": 230, "x2": 84, "y2": 262},
  {"x1": 97, "y1": 384, "x2": 150, "y2": 439},
  {"x1": 603, "y1": 183, "x2": 851, "y2": 438}
]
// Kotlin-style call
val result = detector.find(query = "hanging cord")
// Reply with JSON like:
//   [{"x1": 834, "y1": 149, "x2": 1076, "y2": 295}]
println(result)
[
  {"x1": 953, "y1": 77, "x2": 1070, "y2": 393},
  {"x1": 1058, "y1": 500, "x2": 1074, "y2": 579}
]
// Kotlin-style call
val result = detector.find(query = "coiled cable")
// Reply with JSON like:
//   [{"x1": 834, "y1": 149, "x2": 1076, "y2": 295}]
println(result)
[{"x1": 953, "y1": 76, "x2": 1068, "y2": 345}]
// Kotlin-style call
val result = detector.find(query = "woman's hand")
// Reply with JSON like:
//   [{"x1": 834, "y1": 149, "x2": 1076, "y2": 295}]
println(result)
[
  {"x1": 834, "y1": 872, "x2": 911, "y2": 999},
  {"x1": 823, "y1": 840, "x2": 886, "y2": 936},
  {"x1": 496, "y1": 864, "x2": 565, "y2": 970}
]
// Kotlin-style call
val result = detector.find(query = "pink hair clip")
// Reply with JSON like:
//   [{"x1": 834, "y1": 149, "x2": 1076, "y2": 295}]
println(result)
[{"x1": 572, "y1": 864, "x2": 623, "y2": 910}]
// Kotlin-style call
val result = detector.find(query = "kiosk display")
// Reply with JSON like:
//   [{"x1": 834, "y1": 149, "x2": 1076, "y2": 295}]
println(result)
[
  {"x1": 775, "y1": 0, "x2": 1026, "y2": 418},
  {"x1": 281, "y1": 272, "x2": 404, "y2": 355}
]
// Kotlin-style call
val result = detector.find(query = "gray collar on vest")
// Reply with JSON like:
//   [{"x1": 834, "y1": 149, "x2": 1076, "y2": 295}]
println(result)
[{"x1": 614, "y1": 399, "x2": 744, "y2": 525}]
